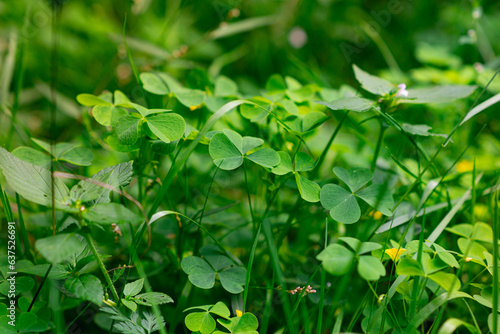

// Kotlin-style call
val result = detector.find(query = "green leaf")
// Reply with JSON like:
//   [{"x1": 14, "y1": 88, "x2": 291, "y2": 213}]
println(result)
[
  {"x1": 93, "y1": 105, "x2": 128, "y2": 127},
  {"x1": 428, "y1": 271, "x2": 461, "y2": 291},
  {"x1": 357, "y1": 255, "x2": 386, "y2": 281},
  {"x1": 209, "y1": 131, "x2": 244, "y2": 170},
  {"x1": 271, "y1": 151, "x2": 293, "y2": 175},
  {"x1": 0, "y1": 147, "x2": 73, "y2": 211},
  {"x1": 353, "y1": 65, "x2": 393, "y2": 95},
  {"x1": 295, "y1": 173, "x2": 320, "y2": 203},
  {"x1": 401, "y1": 123, "x2": 447, "y2": 139},
  {"x1": 215, "y1": 76, "x2": 238, "y2": 97},
  {"x1": 64, "y1": 274, "x2": 103, "y2": 306},
  {"x1": 209, "y1": 302, "x2": 231, "y2": 318},
  {"x1": 242, "y1": 137, "x2": 264, "y2": 154},
  {"x1": 317, "y1": 244, "x2": 355, "y2": 276},
  {"x1": 294, "y1": 152, "x2": 315, "y2": 172},
  {"x1": 333, "y1": 167, "x2": 372, "y2": 192},
  {"x1": 0, "y1": 276, "x2": 35, "y2": 296},
  {"x1": 246, "y1": 148, "x2": 280, "y2": 168},
  {"x1": 460, "y1": 92, "x2": 500, "y2": 125},
  {"x1": 266, "y1": 74, "x2": 286, "y2": 92},
  {"x1": 403, "y1": 85, "x2": 476, "y2": 104},
  {"x1": 124, "y1": 278, "x2": 144, "y2": 297},
  {"x1": 458, "y1": 238, "x2": 488, "y2": 260},
  {"x1": 146, "y1": 113, "x2": 186, "y2": 143},
  {"x1": 339, "y1": 237, "x2": 382, "y2": 255},
  {"x1": 181, "y1": 256, "x2": 216, "y2": 289},
  {"x1": 134, "y1": 292, "x2": 173, "y2": 306},
  {"x1": 396, "y1": 258, "x2": 424, "y2": 276},
  {"x1": 218, "y1": 267, "x2": 246, "y2": 294},
  {"x1": 70, "y1": 161, "x2": 133, "y2": 203},
  {"x1": 17, "y1": 264, "x2": 71, "y2": 280},
  {"x1": 320, "y1": 184, "x2": 360, "y2": 224},
  {"x1": 12, "y1": 147, "x2": 51, "y2": 169},
  {"x1": 175, "y1": 89, "x2": 205, "y2": 107},
  {"x1": 140, "y1": 72, "x2": 170, "y2": 95},
  {"x1": 77, "y1": 93, "x2": 110, "y2": 106},
  {"x1": 471, "y1": 222, "x2": 493, "y2": 243},
  {"x1": 433, "y1": 244, "x2": 460, "y2": 268},
  {"x1": 355, "y1": 183, "x2": 394, "y2": 216},
  {"x1": 121, "y1": 299, "x2": 138, "y2": 312},
  {"x1": 185, "y1": 311, "x2": 216, "y2": 334},
  {"x1": 116, "y1": 114, "x2": 142, "y2": 145},
  {"x1": 55, "y1": 144, "x2": 95, "y2": 166},
  {"x1": 316, "y1": 97, "x2": 375, "y2": 112},
  {"x1": 35, "y1": 234, "x2": 84, "y2": 264}
]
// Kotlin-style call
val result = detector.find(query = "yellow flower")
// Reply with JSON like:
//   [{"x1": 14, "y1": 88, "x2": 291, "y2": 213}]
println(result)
[
  {"x1": 456, "y1": 160, "x2": 473, "y2": 173},
  {"x1": 236, "y1": 310, "x2": 243, "y2": 317},
  {"x1": 370, "y1": 210, "x2": 383, "y2": 220},
  {"x1": 190, "y1": 104, "x2": 202, "y2": 111},
  {"x1": 385, "y1": 248, "x2": 406, "y2": 262}
]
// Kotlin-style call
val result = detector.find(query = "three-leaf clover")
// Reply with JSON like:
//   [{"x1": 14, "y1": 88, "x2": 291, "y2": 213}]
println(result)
[
  {"x1": 115, "y1": 103, "x2": 185, "y2": 146},
  {"x1": 208, "y1": 129, "x2": 280, "y2": 170},
  {"x1": 320, "y1": 167, "x2": 393, "y2": 224},
  {"x1": 122, "y1": 278, "x2": 173, "y2": 312},
  {"x1": 184, "y1": 302, "x2": 231, "y2": 334},
  {"x1": 215, "y1": 312, "x2": 259, "y2": 334},
  {"x1": 181, "y1": 245, "x2": 246, "y2": 294},
  {"x1": 317, "y1": 237, "x2": 385, "y2": 281},
  {"x1": 271, "y1": 151, "x2": 321, "y2": 203},
  {"x1": 77, "y1": 90, "x2": 132, "y2": 127}
]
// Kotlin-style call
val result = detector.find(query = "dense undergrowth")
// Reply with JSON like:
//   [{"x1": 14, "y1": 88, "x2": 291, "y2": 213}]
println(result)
[{"x1": 1, "y1": 1, "x2": 500, "y2": 333}]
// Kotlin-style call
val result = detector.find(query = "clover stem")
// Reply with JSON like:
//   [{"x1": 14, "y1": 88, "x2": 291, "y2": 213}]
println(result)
[
  {"x1": 371, "y1": 118, "x2": 387, "y2": 171},
  {"x1": 83, "y1": 232, "x2": 120, "y2": 303}
]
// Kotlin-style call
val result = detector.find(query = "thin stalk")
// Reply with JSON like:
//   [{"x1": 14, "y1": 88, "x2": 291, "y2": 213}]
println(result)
[
  {"x1": 83, "y1": 233, "x2": 120, "y2": 302},
  {"x1": 492, "y1": 184, "x2": 499, "y2": 334},
  {"x1": 312, "y1": 110, "x2": 349, "y2": 178},
  {"x1": 371, "y1": 118, "x2": 387, "y2": 171}
]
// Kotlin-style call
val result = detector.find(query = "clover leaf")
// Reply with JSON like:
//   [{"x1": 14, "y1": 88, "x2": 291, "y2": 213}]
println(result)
[
  {"x1": 316, "y1": 239, "x2": 385, "y2": 281},
  {"x1": 209, "y1": 129, "x2": 280, "y2": 170},
  {"x1": 184, "y1": 302, "x2": 231, "y2": 334},
  {"x1": 271, "y1": 151, "x2": 320, "y2": 202},
  {"x1": 215, "y1": 312, "x2": 259, "y2": 334},
  {"x1": 181, "y1": 245, "x2": 246, "y2": 294},
  {"x1": 320, "y1": 167, "x2": 393, "y2": 224},
  {"x1": 77, "y1": 90, "x2": 132, "y2": 127},
  {"x1": 114, "y1": 103, "x2": 185, "y2": 146}
]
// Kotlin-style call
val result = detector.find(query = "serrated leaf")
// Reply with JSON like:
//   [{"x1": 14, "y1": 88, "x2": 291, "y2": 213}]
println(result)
[
  {"x1": 0, "y1": 147, "x2": 73, "y2": 211},
  {"x1": 403, "y1": 85, "x2": 476, "y2": 104},
  {"x1": 134, "y1": 292, "x2": 173, "y2": 306},
  {"x1": 64, "y1": 274, "x2": 103, "y2": 306},
  {"x1": 401, "y1": 123, "x2": 447, "y2": 139},
  {"x1": 35, "y1": 234, "x2": 84, "y2": 264},
  {"x1": 316, "y1": 97, "x2": 375, "y2": 112},
  {"x1": 124, "y1": 278, "x2": 144, "y2": 297},
  {"x1": 353, "y1": 65, "x2": 393, "y2": 95},
  {"x1": 70, "y1": 161, "x2": 133, "y2": 203}
]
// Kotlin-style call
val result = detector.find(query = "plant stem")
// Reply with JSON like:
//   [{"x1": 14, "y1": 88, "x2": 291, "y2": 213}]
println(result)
[
  {"x1": 371, "y1": 118, "x2": 387, "y2": 171},
  {"x1": 83, "y1": 233, "x2": 120, "y2": 302}
]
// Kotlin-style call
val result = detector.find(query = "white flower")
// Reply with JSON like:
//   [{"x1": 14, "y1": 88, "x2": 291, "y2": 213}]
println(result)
[{"x1": 395, "y1": 83, "x2": 408, "y2": 97}]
